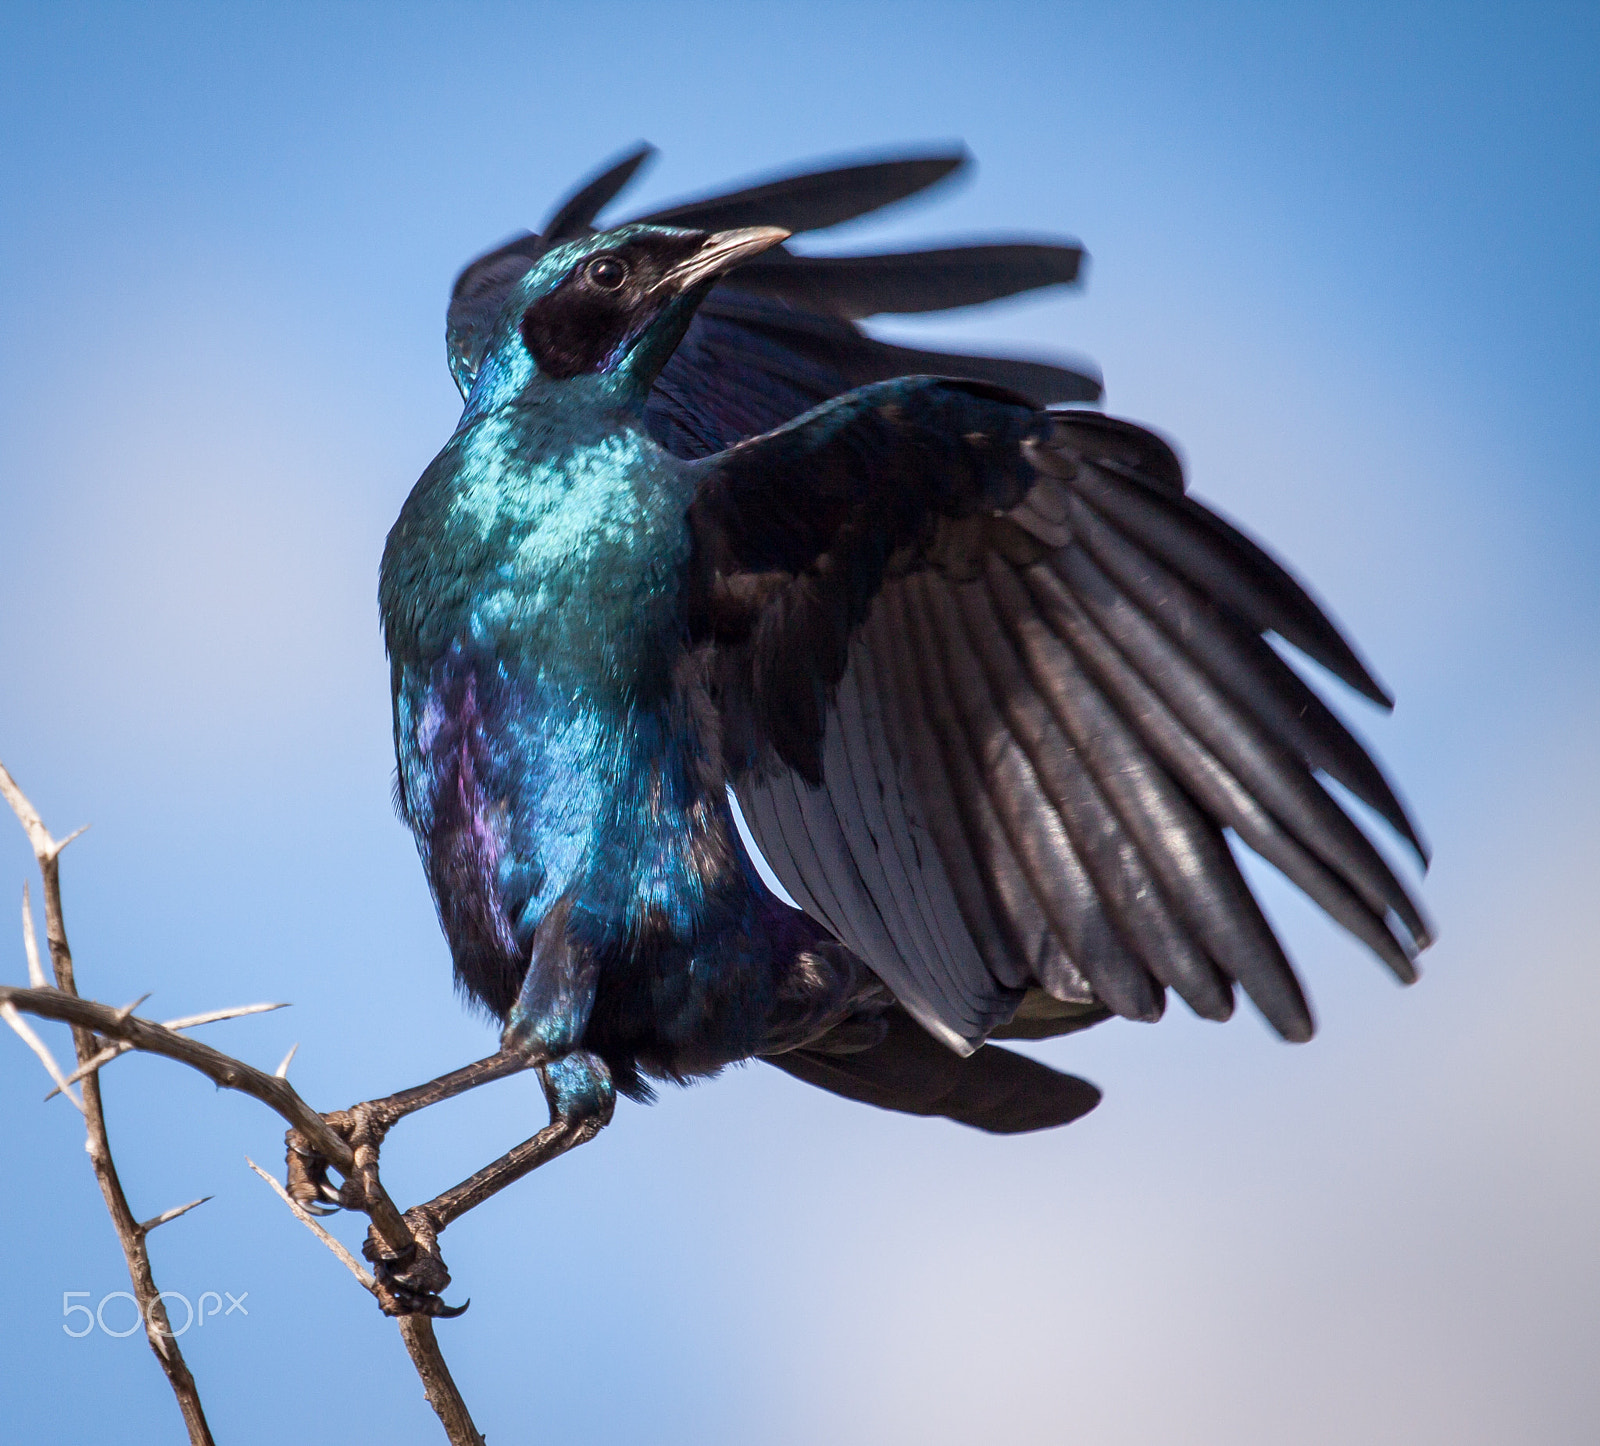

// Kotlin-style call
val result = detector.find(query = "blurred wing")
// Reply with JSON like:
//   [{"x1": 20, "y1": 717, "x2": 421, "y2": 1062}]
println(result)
[
  {"x1": 445, "y1": 145, "x2": 1101, "y2": 421},
  {"x1": 446, "y1": 232, "x2": 547, "y2": 396},
  {"x1": 688, "y1": 382, "x2": 1430, "y2": 1052},
  {"x1": 722, "y1": 239, "x2": 1084, "y2": 318},
  {"x1": 539, "y1": 142, "x2": 657, "y2": 244},
  {"x1": 631, "y1": 147, "x2": 967, "y2": 233}
]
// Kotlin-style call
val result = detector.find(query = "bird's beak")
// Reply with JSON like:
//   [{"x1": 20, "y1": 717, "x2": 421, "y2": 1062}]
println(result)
[{"x1": 661, "y1": 226, "x2": 790, "y2": 293}]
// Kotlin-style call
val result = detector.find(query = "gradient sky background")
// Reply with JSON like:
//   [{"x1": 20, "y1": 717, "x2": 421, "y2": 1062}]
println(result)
[{"x1": 2, "y1": 3, "x2": 1597, "y2": 1442}]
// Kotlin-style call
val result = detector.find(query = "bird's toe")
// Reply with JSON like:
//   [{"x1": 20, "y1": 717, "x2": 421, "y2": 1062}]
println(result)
[
  {"x1": 363, "y1": 1208, "x2": 468, "y2": 1318},
  {"x1": 284, "y1": 1130, "x2": 354, "y2": 1214}
]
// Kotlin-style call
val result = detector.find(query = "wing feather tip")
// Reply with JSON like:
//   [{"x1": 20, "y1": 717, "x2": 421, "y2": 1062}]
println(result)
[
  {"x1": 1277, "y1": 1015, "x2": 1316, "y2": 1044},
  {"x1": 1190, "y1": 987, "x2": 1237, "y2": 1024}
]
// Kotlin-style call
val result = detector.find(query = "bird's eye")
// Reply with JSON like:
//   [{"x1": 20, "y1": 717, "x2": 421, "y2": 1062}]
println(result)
[{"x1": 584, "y1": 256, "x2": 628, "y2": 291}]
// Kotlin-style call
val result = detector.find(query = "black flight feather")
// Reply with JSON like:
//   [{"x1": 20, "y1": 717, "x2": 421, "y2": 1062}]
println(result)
[
  {"x1": 539, "y1": 142, "x2": 657, "y2": 243},
  {"x1": 690, "y1": 377, "x2": 1426, "y2": 1049},
  {"x1": 445, "y1": 146, "x2": 1101, "y2": 408},
  {"x1": 724, "y1": 240, "x2": 1085, "y2": 318},
  {"x1": 634, "y1": 148, "x2": 969, "y2": 234}
]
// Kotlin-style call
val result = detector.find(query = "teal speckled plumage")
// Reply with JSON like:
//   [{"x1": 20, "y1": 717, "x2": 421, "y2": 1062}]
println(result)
[{"x1": 386, "y1": 401, "x2": 693, "y2": 692}]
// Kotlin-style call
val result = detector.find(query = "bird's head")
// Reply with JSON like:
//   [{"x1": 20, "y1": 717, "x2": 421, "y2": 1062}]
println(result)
[{"x1": 467, "y1": 222, "x2": 789, "y2": 414}]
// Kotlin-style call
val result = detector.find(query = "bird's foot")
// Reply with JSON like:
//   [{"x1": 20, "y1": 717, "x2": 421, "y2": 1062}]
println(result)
[
  {"x1": 284, "y1": 1098, "x2": 399, "y2": 1217},
  {"x1": 363, "y1": 1207, "x2": 468, "y2": 1318},
  {"x1": 280, "y1": 1048, "x2": 606, "y2": 1319},
  {"x1": 283, "y1": 1051, "x2": 529, "y2": 1216}
]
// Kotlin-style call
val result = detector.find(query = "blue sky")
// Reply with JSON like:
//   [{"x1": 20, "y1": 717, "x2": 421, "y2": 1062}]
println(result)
[{"x1": 1, "y1": 3, "x2": 1596, "y2": 1442}]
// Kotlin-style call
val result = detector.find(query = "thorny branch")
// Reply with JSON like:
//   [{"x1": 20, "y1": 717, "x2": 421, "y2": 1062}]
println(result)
[
  {"x1": 0, "y1": 761, "x2": 488, "y2": 1446},
  {"x1": 0, "y1": 761, "x2": 215, "y2": 1444}
]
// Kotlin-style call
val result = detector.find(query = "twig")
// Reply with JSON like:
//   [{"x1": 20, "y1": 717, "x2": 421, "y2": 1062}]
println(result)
[
  {"x1": 1, "y1": 999, "x2": 84, "y2": 1110},
  {"x1": 46, "y1": 1000, "x2": 291, "y2": 1098},
  {"x1": 1, "y1": 980, "x2": 422, "y2": 1248},
  {"x1": 399, "y1": 1317, "x2": 488, "y2": 1446},
  {"x1": 246, "y1": 1158, "x2": 377, "y2": 1292},
  {"x1": 0, "y1": 761, "x2": 54, "y2": 857},
  {"x1": 4, "y1": 986, "x2": 354, "y2": 1164},
  {"x1": 246, "y1": 1158, "x2": 485, "y2": 1443},
  {"x1": 3, "y1": 760, "x2": 490, "y2": 1445},
  {"x1": 4, "y1": 990, "x2": 495, "y2": 1446},
  {"x1": 249, "y1": 1152, "x2": 492, "y2": 1445}
]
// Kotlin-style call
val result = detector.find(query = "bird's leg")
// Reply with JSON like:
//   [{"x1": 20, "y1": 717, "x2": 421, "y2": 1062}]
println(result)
[
  {"x1": 359, "y1": 897, "x2": 614, "y2": 1314},
  {"x1": 359, "y1": 1053, "x2": 614, "y2": 1313},
  {"x1": 285, "y1": 897, "x2": 601, "y2": 1217},
  {"x1": 285, "y1": 1050, "x2": 532, "y2": 1218}
]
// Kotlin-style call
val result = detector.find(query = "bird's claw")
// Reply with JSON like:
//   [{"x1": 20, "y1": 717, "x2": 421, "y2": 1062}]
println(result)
[
  {"x1": 285, "y1": 1124, "x2": 466, "y2": 1316},
  {"x1": 285, "y1": 1134, "x2": 341, "y2": 1212},
  {"x1": 284, "y1": 1126, "x2": 362, "y2": 1215},
  {"x1": 364, "y1": 1208, "x2": 468, "y2": 1318},
  {"x1": 284, "y1": 1098, "x2": 399, "y2": 1216}
]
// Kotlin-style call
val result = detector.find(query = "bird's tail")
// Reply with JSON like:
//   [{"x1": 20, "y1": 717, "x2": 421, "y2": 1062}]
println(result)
[{"x1": 765, "y1": 1008, "x2": 1100, "y2": 1134}]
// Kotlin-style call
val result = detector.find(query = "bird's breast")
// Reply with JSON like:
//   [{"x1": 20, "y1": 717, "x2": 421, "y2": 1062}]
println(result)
[
  {"x1": 384, "y1": 414, "x2": 740, "y2": 1013},
  {"x1": 384, "y1": 417, "x2": 697, "y2": 692},
  {"x1": 394, "y1": 646, "x2": 740, "y2": 997}
]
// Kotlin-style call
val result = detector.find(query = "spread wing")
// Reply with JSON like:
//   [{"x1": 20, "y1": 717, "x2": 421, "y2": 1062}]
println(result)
[
  {"x1": 445, "y1": 145, "x2": 1099, "y2": 431},
  {"x1": 686, "y1": 380, "x2": 1430, "y2": 1054}
]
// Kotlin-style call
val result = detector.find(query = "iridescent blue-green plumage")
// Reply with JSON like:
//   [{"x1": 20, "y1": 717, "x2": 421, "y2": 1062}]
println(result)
[
  {"x1": 381, "y1": 148, "x2": 1429, "y2": 1132},
  {"x1": 387, "y1": 237, "x2": 786, "y2": 1095}
]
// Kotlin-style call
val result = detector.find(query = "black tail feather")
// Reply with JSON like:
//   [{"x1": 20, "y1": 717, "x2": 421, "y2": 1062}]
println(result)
[{"x1": 767, "y1": 1010, "x2": 1101, "y2": 1134}]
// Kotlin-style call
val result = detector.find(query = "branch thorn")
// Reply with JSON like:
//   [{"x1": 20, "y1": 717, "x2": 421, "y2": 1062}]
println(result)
[
  {"x1": 114, "y1": 992, "x2": 153, "y2": 1023},
  {"x1": 1, "y1": 1000, "x2": 84, "y2": 1112},
  {"x1": 48, "y1": 1040, "x2": 131, "y2": 1098},
  {"x1": 161, "y1": 1001, "x2": 289, "y2": 1032},
  {"x1": 20, "y1": 883, "x2": 46, "y2": 989},
  {"x1": 49, "y1": 823, "x2": 91, "y2": 859},
  {"x1": 246, "y1": 1157, "x2": 377, "y2": 1294},
  {"x1": 138, "y1": 1196, "x2": 213, "y2": 1234}
]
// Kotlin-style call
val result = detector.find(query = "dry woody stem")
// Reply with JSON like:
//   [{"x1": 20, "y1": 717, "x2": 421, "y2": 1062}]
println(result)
[
  {"x1": 0, "y1": 760, "x2": 489, "y2": 1446},
  {"x1": 0, "y1": 761, "x2": 215, "y2": 1445}
]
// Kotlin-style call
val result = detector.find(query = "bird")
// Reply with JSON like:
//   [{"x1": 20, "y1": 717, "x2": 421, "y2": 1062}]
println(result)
[{"x1": 380, "y1": 143, "x2": 1431, "y2": 1172}]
